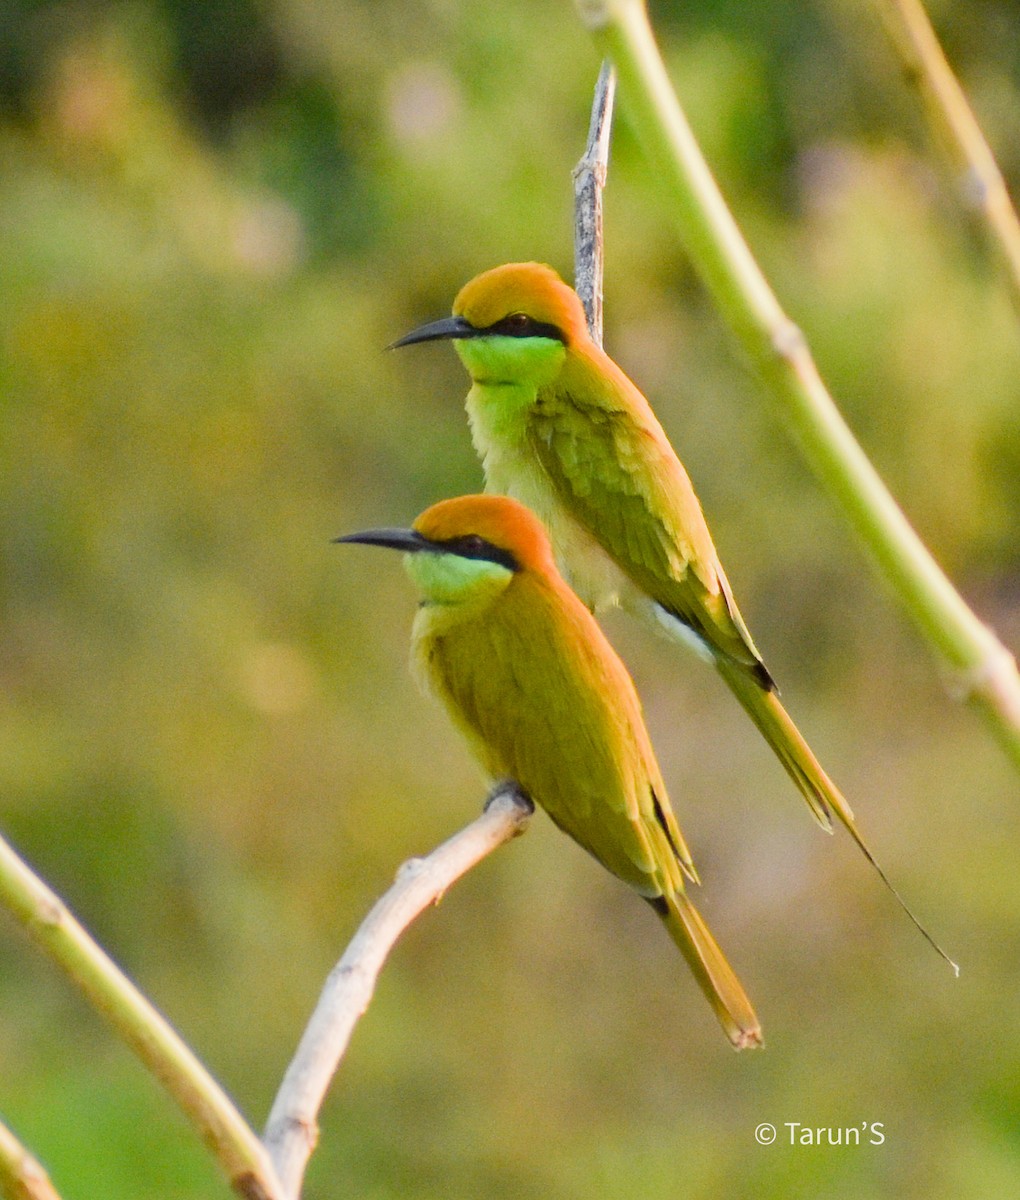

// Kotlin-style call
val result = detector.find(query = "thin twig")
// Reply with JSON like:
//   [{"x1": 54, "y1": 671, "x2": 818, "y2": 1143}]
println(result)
[
  {"x1": 574, "y1": 0, "x2": 1020, "y2": 767},
  {"x1": 263, "y1": 783, "x2": 534, "y2": 1199},
  {"x1": 0, "y1": 1121, "x2": 62, "y2": 1200},
  {"x1": 573, "y1": 60, "x2": 616, "y2": 346},
  {"x1": 0, "y1": 832, "x2": 284, "y2": 1200},
  {"x1": 874, "y1": 0, "x2": 1020, "y2": 310}
]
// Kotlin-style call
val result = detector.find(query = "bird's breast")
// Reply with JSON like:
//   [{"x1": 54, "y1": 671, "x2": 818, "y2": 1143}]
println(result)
[{"x1": 466, "y1": 386, "x2": 634, "y2": 614}]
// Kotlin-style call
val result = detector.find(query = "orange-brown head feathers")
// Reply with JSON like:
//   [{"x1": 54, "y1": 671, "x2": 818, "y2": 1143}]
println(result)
[
  {"x1": 413, "y1": 494, "x2": 558, "y2": 577},
  {"x1": 453, "y1": 263, "x2": 590, "y2": 347}
]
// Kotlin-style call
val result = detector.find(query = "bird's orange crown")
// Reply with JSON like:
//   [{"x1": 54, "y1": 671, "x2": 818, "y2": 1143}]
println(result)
[
  {"x1": 453, "y1": 263, "x2": 589, "y2": 346},
  {"x1": 414, "y1": 494, "x2": 558, "y2": 575}
]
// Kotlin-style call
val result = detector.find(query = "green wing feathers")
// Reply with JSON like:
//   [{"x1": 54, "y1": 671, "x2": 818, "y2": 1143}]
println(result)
[
  {"x1": 416, "y1": 576, "x2": 697, "y2": 892},
  {"x1": 533, "y1": 349, "x2": 768, "y2": 677}
]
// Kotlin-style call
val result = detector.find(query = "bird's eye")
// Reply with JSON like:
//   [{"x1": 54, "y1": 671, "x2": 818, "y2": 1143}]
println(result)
[
  {"x1": 486, "y1": 311, "x2": 566, "y2": 342},
  {"x1": 441, "y1": 532, "x2": 520, "y2": 572}
]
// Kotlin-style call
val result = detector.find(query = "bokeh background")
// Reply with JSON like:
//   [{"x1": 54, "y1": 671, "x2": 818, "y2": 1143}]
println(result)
[{"x1": 1, "y1": 1, "x2": 1019, "y2": 1196}]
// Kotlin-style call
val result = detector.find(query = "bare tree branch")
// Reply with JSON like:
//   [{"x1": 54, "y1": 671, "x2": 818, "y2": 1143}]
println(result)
[
  {"x1": 0, "y1": 1121, "x2": 62, "y2": 1200},
  {"x1": 263, "y1": 784, "x2": 534, "y2": 1199},
  {"x1": 573, "y1": 60, "x2": 616, "y2": 346}
]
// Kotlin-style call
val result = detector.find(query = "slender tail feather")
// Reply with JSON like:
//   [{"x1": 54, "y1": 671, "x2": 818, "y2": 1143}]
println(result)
[
  {"x1": 715, "y1": 658, "x2": 959, "y2": 975},
  {"x1": 651, "y1": 891, "x2": 763, "y2": 1050},
  {"x1": 716, "y1": 657, "x2": 836, "y2": 832}
]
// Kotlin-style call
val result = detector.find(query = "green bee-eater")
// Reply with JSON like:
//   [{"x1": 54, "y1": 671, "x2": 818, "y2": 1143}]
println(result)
[{"x1": 340, "y1": 493, "x2": 762, "y2": 1048}]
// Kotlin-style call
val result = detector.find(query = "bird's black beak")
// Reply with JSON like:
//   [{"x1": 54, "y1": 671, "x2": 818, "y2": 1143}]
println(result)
[
  {"x1": 387, "y1": 314, "x2": 481, "y2": 350},
  {"x1": 334, "y1": 528, "x2": 433, "y2": 553}
]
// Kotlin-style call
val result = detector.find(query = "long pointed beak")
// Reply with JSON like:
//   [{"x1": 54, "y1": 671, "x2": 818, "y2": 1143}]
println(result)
[
  {"x1": 387, "y1": 314, "x2": 480, "y2": 350},
  {"x1": 334, "y1": 528, "x2": 433, "y2": 553}
]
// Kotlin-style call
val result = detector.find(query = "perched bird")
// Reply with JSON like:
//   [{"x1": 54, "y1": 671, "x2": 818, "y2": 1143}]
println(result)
[
  {"x1": 339, "y1": 494, "x2": 762, "y2": 1048},
  {"x1": 391, "y1": 262, "x2": 955, "y2": 968}
]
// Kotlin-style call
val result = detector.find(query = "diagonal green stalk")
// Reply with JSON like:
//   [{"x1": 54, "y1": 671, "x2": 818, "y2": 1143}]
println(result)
[
  {"x1": 874, "y1": 0, "x2": 1020, "y2": 310},
  {"x1": 572, "y1": 0, "x2": 1020, "y2": 767},
  {"x1": 0, "y1": 832, "x2": 285, "y2": 1200}
]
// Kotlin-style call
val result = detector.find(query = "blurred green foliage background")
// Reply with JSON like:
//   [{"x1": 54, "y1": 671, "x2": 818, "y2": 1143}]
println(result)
[{"x1": 1, "y1": 1, "x2": 1019, "y2": 1196}]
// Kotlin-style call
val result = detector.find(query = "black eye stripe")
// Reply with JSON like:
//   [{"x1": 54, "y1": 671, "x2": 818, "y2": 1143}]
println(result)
[
  {"x1": 434, "y1": 534, "x2": 520, "y2": 573},
  {"x1": 482, "y1": 314, "x2": 567, "y2": 343}
]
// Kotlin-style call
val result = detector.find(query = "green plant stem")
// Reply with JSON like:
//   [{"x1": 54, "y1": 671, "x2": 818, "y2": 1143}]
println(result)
[
  {"x1": 0, "y1": 833, "x2": 285, "y2": 1200},
  {"x1": 0, "y1": 1120, "x2": 61, "y2": 1200},
  {"x1": 875, "y1": 0, "x2": 1020, "y2": 309},
  {"x1": 573, "y1": 0, "x2": 1020, "y2": 766}
]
